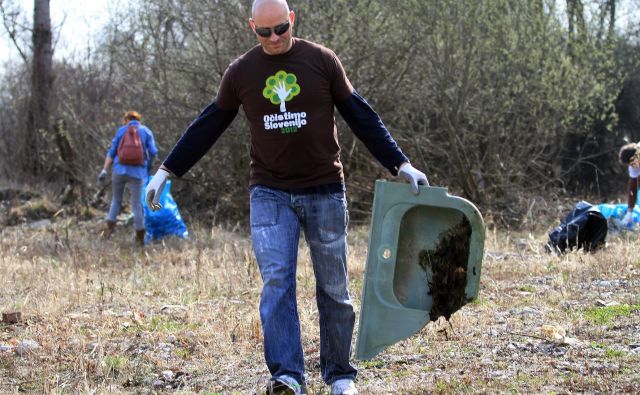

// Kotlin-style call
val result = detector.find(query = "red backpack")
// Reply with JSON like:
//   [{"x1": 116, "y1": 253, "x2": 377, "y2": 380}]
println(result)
[{"x1": 117, "y1": 124, "x2": 145, "y2": 165}]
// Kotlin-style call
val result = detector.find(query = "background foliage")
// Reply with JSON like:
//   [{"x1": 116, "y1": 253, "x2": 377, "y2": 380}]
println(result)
[{"x1": 1, "y1": 0, "x2": 639, "y2": 226}]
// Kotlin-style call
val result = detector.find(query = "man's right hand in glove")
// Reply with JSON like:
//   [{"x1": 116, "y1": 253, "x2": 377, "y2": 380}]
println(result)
[
  {"x1": 146, "y1": 168, "x2": 170, "y2": 211},
  {"x1": 622, "y1": 211, "x2": 634, "y2": 227}
]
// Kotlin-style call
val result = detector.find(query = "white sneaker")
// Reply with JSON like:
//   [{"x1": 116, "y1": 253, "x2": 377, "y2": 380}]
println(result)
[{"x1": 331, "y1": 378, "x2": 358, "y2": 395}]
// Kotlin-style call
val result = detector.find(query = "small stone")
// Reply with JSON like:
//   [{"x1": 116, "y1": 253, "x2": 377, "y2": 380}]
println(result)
[
  {"x1": 520, "y1": 307, "x2": 542, "y2": 315},
  {"x1": 480, "y1": 358, "x2": 493, "y2": 366},
  {"x1": 514, "y1": 239, "x2": 528, "y2": 249},
  {"x1": 0, "y1": 344, "x2": 12, "y2": 353},
  {"x1": 559, "y1": 301, "x2": 573, "y2": 310},
  {"x1": 158, "y1": 342, "x2": 172, "y2": 353},
  {"x1": 27, "y1": 219, "x2": 51, "y2": 228},
  {"x1": 167, "y1": 335, "x2": 177, "y2": 343},
  {"x1": 67, "y1": 339, "x2": 82, "y2": 349},
  {"x1": 489, "y1": 370, "x2": 508, "y2": 379},
  {"x1": 16, "y1": 339, "x2": 39, "y2": 355},
  {"x1": 162, "y1": 370, "x2": 174, "y2": 380},
  {"x1": 594, "y1": 299, "x2": 620, "y2": 307},
  {"x1": 598, "y1": 281, "x2": 612, "y2": 288},
  {"x1": 152, "y1": 379, "x2": 164, "y2": 388},
  {"x1": 563, "y1": 337, "x2": 582, "y2": 346},
  {"x1": 160, "y1": 305, "x2": 187, "y2": 313}
]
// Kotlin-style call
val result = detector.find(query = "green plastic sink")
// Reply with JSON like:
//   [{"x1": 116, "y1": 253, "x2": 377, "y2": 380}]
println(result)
[{"x1": 355, "y1": 180, "x2": 485, "y2": 360}]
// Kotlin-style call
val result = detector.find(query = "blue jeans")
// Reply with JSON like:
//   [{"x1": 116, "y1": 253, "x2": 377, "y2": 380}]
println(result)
[
  {"x1": 107, "y1": 173, "x2": 144, "y2": 230},
  {"x1": 250, "y1": 184, "x2": 357, "y2": 385}
]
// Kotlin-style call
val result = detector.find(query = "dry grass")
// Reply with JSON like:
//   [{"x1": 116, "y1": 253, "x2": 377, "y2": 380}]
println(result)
[{"x1": 1, "y1": 217, "x2": 639, "y2": 394}]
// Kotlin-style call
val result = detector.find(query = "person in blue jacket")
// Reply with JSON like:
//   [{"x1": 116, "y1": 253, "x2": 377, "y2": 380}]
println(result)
[
  {"x1": 98, "y1": 110, "x2": 158, "y2": 246},
  {"x1": 145, "y1": 0, "x2": 428, "y2": 393}
]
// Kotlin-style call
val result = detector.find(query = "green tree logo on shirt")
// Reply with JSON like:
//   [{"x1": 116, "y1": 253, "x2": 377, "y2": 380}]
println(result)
[{"x1": 263, "y1": 70, "x2": 300, "y2": 112}]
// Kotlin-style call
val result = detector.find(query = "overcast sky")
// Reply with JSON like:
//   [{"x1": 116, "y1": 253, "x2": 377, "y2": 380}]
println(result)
[{"x1": 0, "y1": 0, "x2": 113, "y2": 64}]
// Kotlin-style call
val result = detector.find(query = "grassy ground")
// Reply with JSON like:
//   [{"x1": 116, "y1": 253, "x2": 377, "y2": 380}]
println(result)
[{"x1": 0, "y1": 216, "x2": 639, "y2": 394}]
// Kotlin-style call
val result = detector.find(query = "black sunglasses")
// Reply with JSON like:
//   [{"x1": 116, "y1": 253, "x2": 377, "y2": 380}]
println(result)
[{"x1": 254, "y1": 21, "x2": 290, "y2": 38}]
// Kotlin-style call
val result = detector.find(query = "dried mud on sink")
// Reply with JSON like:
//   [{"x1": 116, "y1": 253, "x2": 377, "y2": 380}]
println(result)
[{"x1": 419, "y1": 216, "x2": 473, "y2": 321}]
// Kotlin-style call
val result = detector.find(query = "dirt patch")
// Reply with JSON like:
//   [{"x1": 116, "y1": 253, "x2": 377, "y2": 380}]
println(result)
[
  {"x1": 0, "y1": 186, "x2": 106, "y2": 229},
  {"x1": 419, "y1": 215, "x2": 472, "y2": 321},
  {"x1": 0, "y1": 188, "x2": 42, "y2": 226},
  {"x1": 5, "y1": 197, "x2": 59, "y2": 226}
]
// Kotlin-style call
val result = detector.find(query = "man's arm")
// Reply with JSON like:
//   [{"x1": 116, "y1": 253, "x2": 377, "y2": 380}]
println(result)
[
  {"x1": 335, "y1": 91, "x2": 408, "y2": 175},
  {"x1": 146, "y1": 102, "x2": 237, "y2": 210},
  {"x1": 621, "y1": 176, "x2": 638, "y2": 226},
  {"x1": 628, "y1": 177, "x2": 637, "y2": 212},
  {"x1": 162, "y1": 102, "x2": 238, "y2": 177},
  {"x1": 335, "y1": 90, "x2": 428, "y2": 194}
]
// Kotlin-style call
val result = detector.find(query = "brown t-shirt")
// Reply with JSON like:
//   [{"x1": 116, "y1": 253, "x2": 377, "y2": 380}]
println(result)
[{"x1": 215, "y1": 38, "x2": 354, "y2": 189}]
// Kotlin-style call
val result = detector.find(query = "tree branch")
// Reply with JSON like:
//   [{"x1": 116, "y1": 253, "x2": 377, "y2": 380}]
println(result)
[{"x1": 0, "y1": 0, "x2": 29, "y2": 64}]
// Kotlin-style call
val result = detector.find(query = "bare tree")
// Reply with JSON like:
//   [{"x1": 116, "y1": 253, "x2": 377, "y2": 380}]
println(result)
[
  {"x1": 26, "y1": 0, "x2": 53, "y2": 175},
  {"x1": 0, "y1": 0, "x2": 30, "y2": 63}
]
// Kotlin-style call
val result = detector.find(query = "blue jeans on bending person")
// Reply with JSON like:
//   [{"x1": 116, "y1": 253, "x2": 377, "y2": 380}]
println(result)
[
  {"x1": 107, "y1": 173, "x2": 144, "y2": 230},
  {"x1": 249, "y1": 183, "x2": 358, "y2": 386}
]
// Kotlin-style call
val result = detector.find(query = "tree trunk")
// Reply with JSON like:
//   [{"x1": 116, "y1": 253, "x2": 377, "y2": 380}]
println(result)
[
  {"x1": 608, "y1": 0, "x2": 616, "y2": 39},
  {"x1": 566, "y1": 0, "x2": 586, "y2": 42},
  {"x1": 27, "y1": 0, "x2": 53, "y2": 175}
]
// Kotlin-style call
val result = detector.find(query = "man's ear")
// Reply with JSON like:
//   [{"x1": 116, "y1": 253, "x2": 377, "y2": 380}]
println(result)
[
  {"x1": 249, "y1": 18, "x2": 256, "y2": 31},
  {"x1": 289, "y1": 10, "x2": 295, "y2": 27}
]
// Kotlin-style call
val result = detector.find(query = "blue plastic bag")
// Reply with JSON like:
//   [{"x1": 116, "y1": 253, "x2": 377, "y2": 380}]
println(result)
[
  {"x1": 142, "y1": 178, "x2": 188, "y2": 242},
  {"x1": 596, "y1": 203, "x2": 640, "y2": 229}
]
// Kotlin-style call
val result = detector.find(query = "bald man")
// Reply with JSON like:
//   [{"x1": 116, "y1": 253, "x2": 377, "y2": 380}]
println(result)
[{"x1": 146, "y1": 1, "x2": 428, "y2": 393}]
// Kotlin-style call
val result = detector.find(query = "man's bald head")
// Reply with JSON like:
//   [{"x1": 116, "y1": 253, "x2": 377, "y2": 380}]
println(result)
[
  {"x1": 249, "y1": 0, "x2": 294, "y2": 55},
  {"x1": 252, "y1": 0, "x2": 290, "y2": 17}
]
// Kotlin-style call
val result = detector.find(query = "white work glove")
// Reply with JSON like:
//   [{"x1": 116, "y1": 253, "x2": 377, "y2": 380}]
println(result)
[
  {"x1": 399, "y1": 162, "x2": 429, "y2": 195},
  {"x1": 97, "y1": 169, "x2": 107, "y2": 184},
  {"x1": 145, "y1": 169, "x2": 170, "y2": 211},
  {"x1": 622, "y1": 211, "x2": 634, "y2": 227}
]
